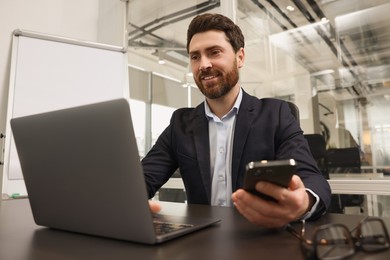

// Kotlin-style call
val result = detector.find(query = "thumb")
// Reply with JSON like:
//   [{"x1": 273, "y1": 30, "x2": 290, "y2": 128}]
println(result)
[{"x1": 289, "y1": 175, "x2": 305, "y2": 191}]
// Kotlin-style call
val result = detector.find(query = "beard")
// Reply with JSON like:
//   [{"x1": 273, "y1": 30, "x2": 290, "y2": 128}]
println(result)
[{"x1": 194, "y1": 60, "x2": 239, "y2": 99}]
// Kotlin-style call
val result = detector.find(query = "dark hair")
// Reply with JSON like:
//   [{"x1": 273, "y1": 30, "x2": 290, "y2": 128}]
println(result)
[{"x1": 186, "y1": 13, "x2": 245, "y2": 53}]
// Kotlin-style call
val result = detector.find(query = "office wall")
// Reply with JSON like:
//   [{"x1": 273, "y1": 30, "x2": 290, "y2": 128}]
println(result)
[{"x1": 0, "y1": 0, "x2": 124, "y2": 196}]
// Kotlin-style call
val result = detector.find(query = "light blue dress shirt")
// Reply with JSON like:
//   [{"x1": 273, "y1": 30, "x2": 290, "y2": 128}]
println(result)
[{"x1": 205, "y1": 89, "x2": 242, "y2": 207}]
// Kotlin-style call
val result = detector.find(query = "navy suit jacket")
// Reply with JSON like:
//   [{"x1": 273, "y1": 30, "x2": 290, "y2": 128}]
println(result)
[{"x1": 142, "y1": 90, "x2": 331, "y2": 219}]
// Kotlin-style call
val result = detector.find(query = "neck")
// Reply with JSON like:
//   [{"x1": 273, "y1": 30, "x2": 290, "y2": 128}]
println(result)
[{"x1": 206, "y1": 85, "x2": 240, "y2": 118}]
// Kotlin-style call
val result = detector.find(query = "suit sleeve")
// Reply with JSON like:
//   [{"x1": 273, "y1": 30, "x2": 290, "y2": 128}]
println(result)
[
  {"x1": 141, "y1": 113, "x2": 179, "y2": 199},
  {"x1": 276, "y1": 101, "x2": 331, "y2": 219}
]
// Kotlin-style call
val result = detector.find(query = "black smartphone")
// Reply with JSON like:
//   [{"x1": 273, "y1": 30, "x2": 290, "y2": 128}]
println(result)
[{"x1": 243, "y1": 159, "x2": 296, "y2": 201}]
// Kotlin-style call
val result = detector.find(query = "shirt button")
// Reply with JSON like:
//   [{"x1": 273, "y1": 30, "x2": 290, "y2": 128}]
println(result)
[{"x1": 219, "y1": 147, "x2": 224, "y2": 153}]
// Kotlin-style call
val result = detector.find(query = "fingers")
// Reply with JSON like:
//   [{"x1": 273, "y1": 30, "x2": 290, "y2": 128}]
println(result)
[
  {"x1": 254, "y1": 175, "x2": 304, "y2": 202},
  {"x1": 232, "y1": 176, "x2": 309, "y2": 228},
  {"x1": 232, "y1": 189, "x2": 286, "y2": 228},
  {"x1": 149, "y1": 200, "x2": 162, "y2": 213},
  {"x1": 255, "y1": 181, "x2": 289, "y2": 203}
]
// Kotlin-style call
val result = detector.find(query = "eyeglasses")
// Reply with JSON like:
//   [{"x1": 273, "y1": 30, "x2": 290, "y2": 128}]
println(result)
[{"x1": 286, "y1": 217, "x2": 390, "y2": 260}]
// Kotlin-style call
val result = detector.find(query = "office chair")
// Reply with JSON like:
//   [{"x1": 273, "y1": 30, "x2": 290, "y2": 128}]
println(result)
[
  {"x1": 287, "y1": 101, "x2": 300, "y2": 125},
  {"x1": 326, "y1": 147, "x2": 364, "y2": 214},
  {"x1": 326, "y1": 147, "x2": 361, "y2": 173},
  {"x1": 303, "y1": 134, "x2": 329, "y2": 179}
]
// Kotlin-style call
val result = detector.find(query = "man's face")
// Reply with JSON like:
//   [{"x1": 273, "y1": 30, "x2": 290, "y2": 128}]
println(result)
[{"x1": 188, "y1": 30, "x2": 244, "y2": 99}]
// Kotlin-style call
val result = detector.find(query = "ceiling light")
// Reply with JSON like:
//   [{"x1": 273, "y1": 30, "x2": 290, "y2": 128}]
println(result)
[
  {"x1": 286, "y1": 5, "x2": 295, "y2": 12},
  {"x1": 157, "y1": 49, "x2": 166, "y2": 65}
]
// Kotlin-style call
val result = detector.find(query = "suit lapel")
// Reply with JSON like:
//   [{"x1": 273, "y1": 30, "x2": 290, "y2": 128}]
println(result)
[
  {"x1": 192, "y1": 107, "x2": 212, "y2": 203},
  {"x1": 231, "y1": 91, "x2": 256, "y2": 190}
]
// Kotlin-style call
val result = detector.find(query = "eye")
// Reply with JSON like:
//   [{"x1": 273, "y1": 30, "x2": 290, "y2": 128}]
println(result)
[
  {"x1": 211, "y1": 49, "x2": 221, "y2": 56},
  {"x1": 190, "y1": 54, "x2": 199, "y2": 61}
]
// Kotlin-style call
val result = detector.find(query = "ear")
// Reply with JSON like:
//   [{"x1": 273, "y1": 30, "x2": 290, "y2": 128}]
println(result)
[{"x1": 236, "y1": 47, "x2": 245, "y2": 68}]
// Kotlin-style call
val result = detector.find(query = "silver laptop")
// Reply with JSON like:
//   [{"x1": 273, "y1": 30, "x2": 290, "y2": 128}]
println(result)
[{"x1": 10, "y1": 99, "x2": 220, "y2": 244}]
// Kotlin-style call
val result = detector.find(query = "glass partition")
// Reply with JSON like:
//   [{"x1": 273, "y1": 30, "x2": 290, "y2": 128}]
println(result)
[
  {"x1": 237, "y1": 0, "x2": 390, "y2": 176},
  {"x1": 126, "y1": 0, "x2": 390, "y2": 207}
]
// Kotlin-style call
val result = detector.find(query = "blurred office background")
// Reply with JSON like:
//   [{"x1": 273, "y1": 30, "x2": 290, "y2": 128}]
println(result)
[
  {"x1": 124, "y1": 0, "x2": 390, "y2": 216},
  {"x1": 1, "y1": 0, "x2": 389, "y2": 216}
]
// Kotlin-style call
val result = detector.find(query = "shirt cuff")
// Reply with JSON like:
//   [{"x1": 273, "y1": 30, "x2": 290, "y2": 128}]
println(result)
[{"x1": 300, "y1": 188, "x2": 320, "y2": 220}]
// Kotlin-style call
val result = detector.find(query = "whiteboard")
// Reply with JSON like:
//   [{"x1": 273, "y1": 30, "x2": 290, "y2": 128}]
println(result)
[{"x1": 2, "y1": 30, "x2": 129, "y2": 195}]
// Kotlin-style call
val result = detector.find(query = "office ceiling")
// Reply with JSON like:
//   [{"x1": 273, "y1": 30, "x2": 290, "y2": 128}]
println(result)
[{"x1": 127, "y1": 0, "x2": 390, "y2": 102}]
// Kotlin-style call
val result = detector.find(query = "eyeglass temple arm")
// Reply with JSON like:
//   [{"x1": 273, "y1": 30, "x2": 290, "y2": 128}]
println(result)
[{"x1": 285, "y1": 224, "x2": 312, "y2": 245}]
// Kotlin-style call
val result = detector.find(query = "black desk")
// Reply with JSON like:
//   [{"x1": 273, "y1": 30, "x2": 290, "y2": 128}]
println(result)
[{"x1": 1, "y1": 199, "x2": 390, "y2": 260}]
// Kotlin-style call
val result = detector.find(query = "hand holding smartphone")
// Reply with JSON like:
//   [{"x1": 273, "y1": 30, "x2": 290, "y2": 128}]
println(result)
[{"x1": 243, "y1": 159, "x2": 296, "y2": 201}]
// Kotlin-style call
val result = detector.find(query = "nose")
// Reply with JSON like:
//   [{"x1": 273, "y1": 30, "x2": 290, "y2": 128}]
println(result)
[{"x1": 199, "y1": 56, "x2": 212, "y2": 71}]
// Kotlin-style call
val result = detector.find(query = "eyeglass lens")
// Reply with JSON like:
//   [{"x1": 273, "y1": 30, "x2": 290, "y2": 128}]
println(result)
[
  {"x1": 315, "y1": 225, "x2": 355, "y2": 260},
  {"x1": 358, "y1": 218, "x2": 390, "y2": 252}
]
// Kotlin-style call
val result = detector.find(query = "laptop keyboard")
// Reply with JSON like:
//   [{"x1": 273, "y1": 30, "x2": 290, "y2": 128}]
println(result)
[{"x1": 153, "y1": 220, "x2": 194, "y2": 236}]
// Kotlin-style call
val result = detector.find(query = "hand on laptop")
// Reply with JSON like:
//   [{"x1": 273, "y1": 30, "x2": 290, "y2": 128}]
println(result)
[
  {"x1": 232, "y1": 175, "x2": 314, "y2": 228},
  {"x1": 149, "y1": 200, "x2": 162, "y2": 213}
]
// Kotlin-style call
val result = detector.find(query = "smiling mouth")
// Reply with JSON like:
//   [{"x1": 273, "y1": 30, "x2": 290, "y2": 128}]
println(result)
[
  {"x1": 202, "y1": 75, "x2": 216, "y2": 80},
  {"x1": 200, "y1": 73, "x2": 219, "y2": 82}
]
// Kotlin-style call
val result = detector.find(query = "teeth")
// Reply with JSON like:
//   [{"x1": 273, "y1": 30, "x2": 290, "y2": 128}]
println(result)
[{"x1": 203, "y1": 75, "x2": 215, "y2": 80}]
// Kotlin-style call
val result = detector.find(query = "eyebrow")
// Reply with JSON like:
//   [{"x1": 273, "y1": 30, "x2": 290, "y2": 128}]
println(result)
[{"x1": 189, "y1": 45, "x2": 223, "y2": 56}]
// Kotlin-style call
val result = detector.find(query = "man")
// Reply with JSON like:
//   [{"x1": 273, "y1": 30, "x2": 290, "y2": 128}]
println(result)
[{"x1": 143, "y1": 13, "x2": 331, "y2": 228}]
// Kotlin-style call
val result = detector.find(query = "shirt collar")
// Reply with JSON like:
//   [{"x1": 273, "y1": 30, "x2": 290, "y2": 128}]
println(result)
[{"x1": 204, "y1": 87, "x2": 242, "y2": 120}]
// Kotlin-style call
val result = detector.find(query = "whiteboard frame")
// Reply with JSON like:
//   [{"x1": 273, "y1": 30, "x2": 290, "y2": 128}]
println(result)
[{"x1": 2, "y1": 29, "x2": 129, "y2": 196}]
